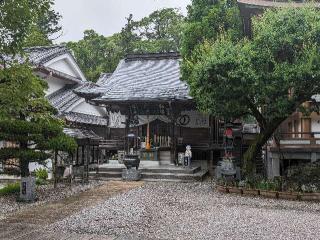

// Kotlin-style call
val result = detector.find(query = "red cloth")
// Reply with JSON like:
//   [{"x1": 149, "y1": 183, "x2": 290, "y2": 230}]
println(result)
[{"x1": 224, "y1": 128, "x2": 233, "y2": 137}]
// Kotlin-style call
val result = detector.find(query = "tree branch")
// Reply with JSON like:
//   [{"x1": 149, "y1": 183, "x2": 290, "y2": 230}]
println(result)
[{"x1": 245, "y1": 97, "x2": 267, "y2": 130}]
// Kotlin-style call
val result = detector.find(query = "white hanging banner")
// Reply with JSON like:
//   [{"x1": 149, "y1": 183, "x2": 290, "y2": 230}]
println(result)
[{"x1": 109, "y1": 111, "x2": 126, "y2": 128}]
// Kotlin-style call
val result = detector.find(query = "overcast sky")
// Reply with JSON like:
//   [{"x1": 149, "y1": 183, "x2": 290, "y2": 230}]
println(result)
[{"x1": 54, "y1": 0, "x2": 191, "y2": 43}]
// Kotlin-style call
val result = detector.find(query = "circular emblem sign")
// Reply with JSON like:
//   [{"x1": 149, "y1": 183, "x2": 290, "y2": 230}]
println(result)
[{"x1": 178, "y1": 115, "x2": 191, "y2": 126}]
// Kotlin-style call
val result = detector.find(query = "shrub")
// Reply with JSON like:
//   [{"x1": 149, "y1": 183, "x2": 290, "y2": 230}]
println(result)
[
  {"x1": 243, "y1": 175, "x2": 264, "y2": 189},
  {"x1": 35, "y1": 168, "x2": 48, "y2": 181},
  {"x1": 36, "y1": 178, "x2": 47, "y2": 185},
  {"x1": 286, "y1": 162, "x2": 320, "y2": 192},
  {"x1": 0, "y1": 182, "x2": 20, "y2": 196},
  {"x1": 256, "y1": 179, "x2": 281, "y2": 191}
]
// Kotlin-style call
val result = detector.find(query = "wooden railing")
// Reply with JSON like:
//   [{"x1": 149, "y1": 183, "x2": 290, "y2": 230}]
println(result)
[{"x1": 277, "y1": 132, "x2": 320, "y2": 147}]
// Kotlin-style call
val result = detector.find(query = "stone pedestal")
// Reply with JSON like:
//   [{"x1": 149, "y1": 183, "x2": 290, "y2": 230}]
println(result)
[
  {"x1": 122, "y1": 169, "x2": 142, "y2": 181},
  {"x1": 20, "y1": 176, "x2": 36, "y2": 202}
]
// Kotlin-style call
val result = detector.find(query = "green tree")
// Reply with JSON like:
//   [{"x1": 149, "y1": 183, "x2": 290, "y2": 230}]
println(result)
[
  {"x1": 23, "y1": 0, "x2": 62, "y2": 47},
  {"x1": 68, "y1": 8, "x2": 184, "y2": 81},
  {"x1": 67, "y1": 30, "x2": 123, "y2": 82},
  {"x1": 0, "y1": 0, "x2": 76, "y2": 181},
  {"x1": 181, "y1": 0, "x2": 242, "y2": 58},
  {"x1": 184, "y1": 7, "x2": 320, "y2": 176},
  {"x1": 120, "y1": 14, "x2": 140, "y2": 55},
  {"x1": 0, "y1": 63, "x2": 77, "y2": 177},
  {"x1": 0, "y1": 0, "x2": 61, "y2": 54},
  {"x1": 0, "y1": 0, "x2": 36, "y2": 55},
  {"x1": 135, "y1": 8, "x2": 184, "y2": 52}
]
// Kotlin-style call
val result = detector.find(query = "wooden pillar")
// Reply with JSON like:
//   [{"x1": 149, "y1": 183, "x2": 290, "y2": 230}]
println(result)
[
  {"x1": 124, "y1": 114, "x2": 130, "y2": 153},
  {"x1": 170, "y1": 119, "x2": 176, "y2": 165},
  {"x1": 84, "y1": 144, "x2": 90, "y2": 183},
  {"x1": 169, "y1": 101, "x2": 178, "y2": 165},
  {"x1": 53, "y1": 150, "x2": 58, "y2": 188},
  {"x1": 92, "y1": 145, "x2": 94, "y2": 164},
  {"x1": 301, "y1": 117, "x2": 311, "y2": 138},
  {"x1": 301, "y1": 102, "x2": 312, "y2": 138}
]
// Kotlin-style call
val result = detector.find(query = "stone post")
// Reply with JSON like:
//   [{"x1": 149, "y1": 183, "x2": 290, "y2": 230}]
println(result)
[{"x1": 20, "y1": 176, "x2": 36, "y2": 202}]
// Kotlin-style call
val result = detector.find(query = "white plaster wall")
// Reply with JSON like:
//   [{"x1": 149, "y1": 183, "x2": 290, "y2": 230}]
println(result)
[
  {"x1": 71, "y1": 100, "x2": 106, "y2": 117},
  {"x1": 44, "y1": 53, "x2": 87, "y2": 81},
  {"x1": 45, "y1": 76, "x2": 70, "y2": 95},
  {"x1": 311, "y1": 113, "x2": 320, "y2": 137},
  {"x1": 48, "y1": 59, "x2": 78, "y2": 78}
]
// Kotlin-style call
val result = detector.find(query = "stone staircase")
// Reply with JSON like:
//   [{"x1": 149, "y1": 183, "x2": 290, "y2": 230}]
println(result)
[{"x1": 90, "y1": 165, "x2": 208, "y2": 182}]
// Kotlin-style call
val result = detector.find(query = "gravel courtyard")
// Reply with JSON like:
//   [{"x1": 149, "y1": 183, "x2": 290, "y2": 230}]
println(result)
[
  {"x1": 51, "y1": 182, "x2": 320, "y2": 240},
  {"x1": 0, "y1": 181, "x2": 102, "y2": 220}
]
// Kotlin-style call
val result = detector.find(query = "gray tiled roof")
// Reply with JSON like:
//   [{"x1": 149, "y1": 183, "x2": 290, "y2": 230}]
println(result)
[
  {"x1": 48, "y1": 85, "x2": 109, "y2": 126},
  {"x1": 79, "y1": 52, "x2": 192, "y2": 103},
  {"x1": 24, "y1": 45, "x2": 70, "y2": 65},
  {"x1": 73, "y1": 82, "x2": 102, "y2": 99},
  {"x1": 63, "y1": 128, "x2": 102, "y2": 140},
  {"x1": 64, "y1": 112, "x2": 108, "y2": 126},
  {"x1": 47, "y1": 84, "x2": 81, "y2": 113},
  {"x1": 96, "y1": 72, "x2": 113, "y2": 85},
  {"x1": 3, "y1": 45, "x2": 107, "y2": 127},
  {"x1": 3, "y1": 45, "x2": 70, "y2": 66}
]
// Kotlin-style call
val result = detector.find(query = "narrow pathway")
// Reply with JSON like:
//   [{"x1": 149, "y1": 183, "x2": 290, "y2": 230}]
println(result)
[{"x1": 1, "y1": 181, "x2": 143, "y2": 240}]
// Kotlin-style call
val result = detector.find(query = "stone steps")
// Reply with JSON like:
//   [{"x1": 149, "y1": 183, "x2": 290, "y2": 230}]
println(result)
[
  {"x1": 142, "y1": 166, "x2": 201, "y2": 174},
  {"x1": 142, "y1": 170, "x2": 208, "y2": 182},
  {"x1": 90, "y1": 166, "x2": 208, "y2": 182},
  {"x1": 98, "y1": 166, "x2": 201, "y2": 174},
  {"x1": 91, "y1": 171, "x2": 122, "y2": 178}
]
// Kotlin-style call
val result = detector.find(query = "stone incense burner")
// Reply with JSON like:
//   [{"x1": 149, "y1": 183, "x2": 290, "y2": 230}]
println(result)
[{"x1": 123, "y1": 154, "x2": 140, "y2": 170}]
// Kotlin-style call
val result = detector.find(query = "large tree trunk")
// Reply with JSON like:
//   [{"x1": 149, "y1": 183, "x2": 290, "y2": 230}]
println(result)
[
  {"x1": 243, "y1": 118, "x2": 285, "y2": 178},
  {"x1": 53, "y1": 150, "x2": 58, "y2": 188},
  {"x1": 243, "y1": 132, "x2": 270, "y2": 178},
  {"x1": 20, "y1": 142, "x2": 29, "y2": 177},
  {"x1": 20, "y1": 158, "x2": 29, "y2": 177}
]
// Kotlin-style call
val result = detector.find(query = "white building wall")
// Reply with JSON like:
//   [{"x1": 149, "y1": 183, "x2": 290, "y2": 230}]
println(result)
[
  {"x1": 48, "y1": 59, "x2": 78, "y2": 78},
  {"x1": 45, "y1": 76, "x2": 73, "y2": 95},
  {"x1": 44, "y1": 53, "x2": 87, "y2": 81},
  {"x1": 71, "y1": 100, "x2": 106, "y2": 117},
  {"x1": 311, "y1": 112, "x2": 320, "y2": 138}
]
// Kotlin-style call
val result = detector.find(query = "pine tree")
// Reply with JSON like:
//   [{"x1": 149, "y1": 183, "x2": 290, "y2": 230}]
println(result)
[{"x1": 0, "y1": 0, "x2": 77, "y2": 199}]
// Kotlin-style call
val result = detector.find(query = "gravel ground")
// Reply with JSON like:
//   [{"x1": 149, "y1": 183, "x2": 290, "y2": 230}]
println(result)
[
  {"x1": 51, "y1": 182, "x2": 320, "y2": 240},
  {"x1": 0, "y1": 180, "x2": 102, "y2": 220}
]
